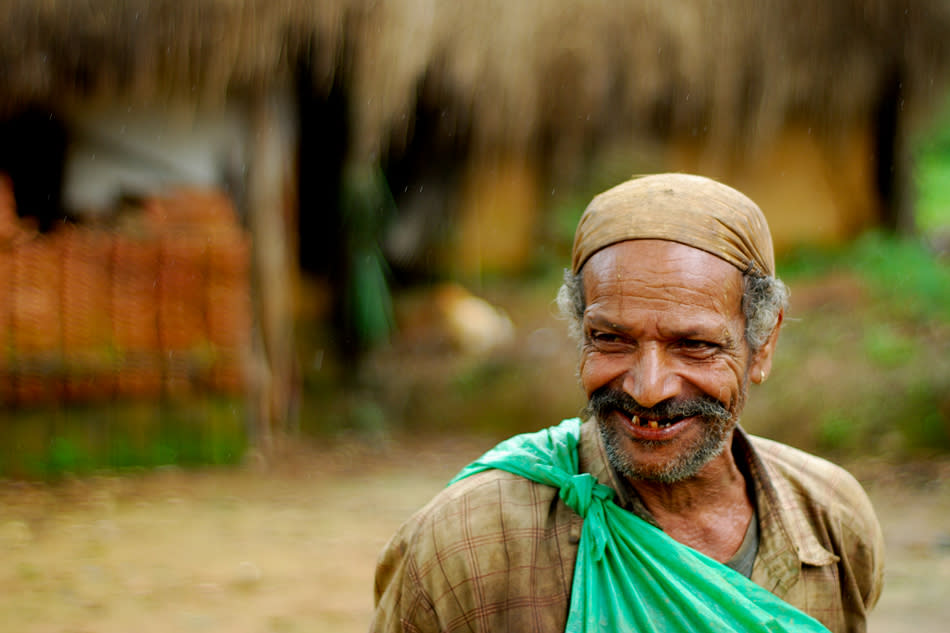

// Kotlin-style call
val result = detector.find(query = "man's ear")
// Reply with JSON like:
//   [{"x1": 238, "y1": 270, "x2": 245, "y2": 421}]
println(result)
[{"x1": 749, "y1": 309, "x2": 783, "y2": 384}]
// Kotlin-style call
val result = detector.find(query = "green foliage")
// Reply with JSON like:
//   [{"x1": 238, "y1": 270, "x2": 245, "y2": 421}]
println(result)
[
  {"x1": 816, "y1": 411, "x2": 859, "y2": 453},
  {"x1": 897, "y1": 383, "x2": 949, "y2": 452},
  {"x1": 780, "y1": 230, "x2": 950, "y2": 323},
  {"x1": 547, "y1": 191, "x2": 590, "y2": 251},
  {"x1": 341, "y1": 164, "x2": 396, "y2": 349},
  {"x1": 0, "y1": 398, "x2": 247, "y2": 479},
  {"x1": 811, "y1": 382, "x2": 948, "y2": 457},
  {"x1": 349, "y1": 250, "x2": 394, "y2": 346},
  {"x1": 862, "y1": 323, "x2": 920, "y2": 368},
  {"x1": 914, "y1": 94, "x2": 950, "y2": 232},
  {"x1": 852, "y1": 233, "x2": 950, "y2": 321}
]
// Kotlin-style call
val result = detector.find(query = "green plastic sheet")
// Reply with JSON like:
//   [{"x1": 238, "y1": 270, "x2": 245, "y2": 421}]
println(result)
[{"x1": 450, "y1": 418, "x2": 831, "y2": 633}]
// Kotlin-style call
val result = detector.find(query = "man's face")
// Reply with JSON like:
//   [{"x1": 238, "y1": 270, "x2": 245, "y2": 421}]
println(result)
[{"x1": 579, "y1": 239, "x2": 769, "y2": 483}]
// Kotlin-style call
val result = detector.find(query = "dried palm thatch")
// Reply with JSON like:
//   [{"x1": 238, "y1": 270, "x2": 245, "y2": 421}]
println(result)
[
  {"x1": 0, "y1": 0, "x2": 347, "y2": 110},
  {"x1": 349, "y1": 0, "x2": 950, "y2": 162},
  {"x1": 2, "y1": 0, "x2": 949, "y2": 161}
]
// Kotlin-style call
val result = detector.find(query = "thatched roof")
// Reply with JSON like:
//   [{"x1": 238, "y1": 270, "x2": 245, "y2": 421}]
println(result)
[
  {"x1": 349, "y1": 0, "x2": 950, "y2": 161},
  {"x1": 3, "y1": 0, "x2": 950, "y2": 161},
  {"x1": 0, "y1": 0, "x2": 347, "y2": 109}
]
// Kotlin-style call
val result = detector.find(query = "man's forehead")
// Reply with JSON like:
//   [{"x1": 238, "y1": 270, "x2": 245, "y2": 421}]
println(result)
[
  {"x1": 581, "y1": 240, "x2": 746, "y2": 318},
  {"x1": 582, "y1": 239, "x2": 743, "y2": 284}
]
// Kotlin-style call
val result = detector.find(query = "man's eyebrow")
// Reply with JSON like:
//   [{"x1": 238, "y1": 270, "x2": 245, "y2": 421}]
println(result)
[
  {"x1": 585, "y1": 315, "x2": 629, "y2": 332},
  {"x1": 667, "y1": 326, "x2": 739, "y2": 348}
]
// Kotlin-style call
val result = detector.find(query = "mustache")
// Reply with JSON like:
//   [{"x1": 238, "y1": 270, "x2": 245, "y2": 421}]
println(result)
[{"x1": 585, "y1": 387, "x2": 731, "y2": 423}]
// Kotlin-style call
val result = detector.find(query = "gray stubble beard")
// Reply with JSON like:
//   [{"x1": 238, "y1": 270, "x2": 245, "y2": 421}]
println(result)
[{"x1": 588, "y1": 385, "x2": 746, "y2": 484}]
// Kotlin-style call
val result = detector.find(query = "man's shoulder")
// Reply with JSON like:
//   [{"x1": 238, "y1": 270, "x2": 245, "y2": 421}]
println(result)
[
  {"x1": 747, "y1": 434, "x2": 879, "y2": 535},
  {"x1": 748, "y1": 434, "x2": 859, "y2": 491},
  {"x1": 399, "y1": 467, "x2": 563, "y2": 541},
  {"x1": 375, "y1": 465, "x2": 574, "y2": 603},
  {"x1": 374, "y1": 462, "x2": 577, "y2": 631}
]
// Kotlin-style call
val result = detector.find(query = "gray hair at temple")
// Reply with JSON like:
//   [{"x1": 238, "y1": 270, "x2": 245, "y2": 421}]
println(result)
[{"x1": 556, "y1": 174, "x2": 789, "y2": 354}]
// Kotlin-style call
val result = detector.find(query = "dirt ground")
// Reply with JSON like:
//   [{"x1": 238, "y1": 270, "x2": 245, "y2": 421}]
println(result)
[{"x1": 1, "y1": 433, "x2": 948, "y2": 633}]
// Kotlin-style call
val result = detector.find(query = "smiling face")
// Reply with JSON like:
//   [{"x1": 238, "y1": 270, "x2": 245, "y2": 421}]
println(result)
[{"x1": 580, "y1": 239, "x2": 776, "y2": 482}]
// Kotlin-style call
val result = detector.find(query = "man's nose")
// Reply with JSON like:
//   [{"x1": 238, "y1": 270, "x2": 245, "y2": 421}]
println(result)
[{"x1": 621, "y1": 346, "x2": 680, "y2": 408}]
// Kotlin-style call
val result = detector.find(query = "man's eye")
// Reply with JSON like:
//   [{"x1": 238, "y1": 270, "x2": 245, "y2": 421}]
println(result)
[
  {"x1": 590, "y1": 332, "x2": 623, "y2": 344},
  {"x1": 679, "y1": 339, "x2": 718, "y2": 353}
]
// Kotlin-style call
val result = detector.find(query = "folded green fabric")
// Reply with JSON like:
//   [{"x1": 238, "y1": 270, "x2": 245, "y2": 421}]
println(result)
[{"x1": 451, "y1": 418, "x2": 831, "y2": 633}]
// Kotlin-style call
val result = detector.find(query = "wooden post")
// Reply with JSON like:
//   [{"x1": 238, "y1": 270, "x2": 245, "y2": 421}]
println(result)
[
  {"x1": 245, "y1": 95, "x2": 298, "y2": 451},
  {"x1": 875, "y1": 71, "x2": 916, "y2": 235}
]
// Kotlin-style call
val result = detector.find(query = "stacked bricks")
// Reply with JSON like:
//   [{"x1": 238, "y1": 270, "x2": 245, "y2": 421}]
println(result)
[
  {"x1": 112, "y1": 232, "x2": 163, "y2": 398},
  {"x1": 143, "y1": 189, "x2": 252, "y2": 397},
  {"x1": 11, "y1": 232, "x2": 63, "y2": 403},
  {"x1": 0, "y1": 174, "x2": 19, "y2": 404},
  {"x1": 61, "y1": 227, "x2": 115, "y2": 400},
  {"x1": 0, "y1": 178, "x2": 253, "y2": 406}
]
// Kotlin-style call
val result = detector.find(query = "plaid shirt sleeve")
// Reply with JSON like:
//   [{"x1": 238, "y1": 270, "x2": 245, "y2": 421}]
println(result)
[{"x1": 371, "y1": 468, "x2": 579, "y2": 633}]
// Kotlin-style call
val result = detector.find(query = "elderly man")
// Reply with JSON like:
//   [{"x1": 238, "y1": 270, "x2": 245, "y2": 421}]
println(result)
[{"x1": 371, "y1": 174, "x2": 884, "y2": 632}]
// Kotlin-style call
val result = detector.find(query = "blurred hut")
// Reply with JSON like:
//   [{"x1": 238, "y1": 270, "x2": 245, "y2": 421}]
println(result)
[{"x1": 1, "y1": 1, "x2": 949, "y2": 443}]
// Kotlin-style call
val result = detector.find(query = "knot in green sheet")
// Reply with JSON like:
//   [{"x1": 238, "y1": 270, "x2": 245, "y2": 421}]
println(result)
[
  {"x1": 559, "y1": 473, "x2": 613, "y2": 563},
  {"x1": 558, "y1": 473, "x2": 613, "y2": 519},
  {"x1": 450, "y1": 418, "x2": 832, "y2": 633}
]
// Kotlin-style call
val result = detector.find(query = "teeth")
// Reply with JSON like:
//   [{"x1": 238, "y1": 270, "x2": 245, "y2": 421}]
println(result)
[{"x1": 630, "y1": 415, "x2": 675, "y2": 428}]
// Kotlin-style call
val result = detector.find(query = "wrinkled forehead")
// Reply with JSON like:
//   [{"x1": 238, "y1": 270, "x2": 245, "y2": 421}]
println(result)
[
  {"x1": 581, "y1": 239, "x2": 746, "y2": 318},
  {"x1": 572, "y1": 174, "x2": 775, "y2": 277}
]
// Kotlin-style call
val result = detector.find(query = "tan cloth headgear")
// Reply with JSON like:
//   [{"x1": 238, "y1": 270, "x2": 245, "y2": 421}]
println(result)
[{"x1": 571, "y1": 174, "x2": 775, "y2": 277}]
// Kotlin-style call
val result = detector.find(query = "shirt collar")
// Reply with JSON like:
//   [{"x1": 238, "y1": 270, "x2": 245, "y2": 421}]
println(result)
[{"x1": 734, "y1": 429, "x2": 839, "y2": 596}]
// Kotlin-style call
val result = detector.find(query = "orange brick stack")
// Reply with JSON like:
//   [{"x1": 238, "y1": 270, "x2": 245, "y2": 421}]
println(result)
[
  {"x1": 0, "y1": 180, "x2": 253, "y2": 406},
  {"x1": 111, "y1": 233, "x2": 163, "y2": 398},
  {"x1": 159, "y1": 232, "x2": 209, "y2": 395},
  {"x1": 11, "y1": 234, "x2": 63, "y2": 403},
  {"x1": 0, "y1": 173, "x2": 17, "y2": 403},
  {"x1": 4, "y1": 173, "x2": 57, "y2": 404},
  {"x1": 60, "y1": 226, "x2": 115, "y2": 400},
  {"x1": 151, "y1": 189, "x2": 252, "y2": 395}
]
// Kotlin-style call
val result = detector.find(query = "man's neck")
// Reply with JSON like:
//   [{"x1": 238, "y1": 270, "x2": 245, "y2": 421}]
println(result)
[{"x1": 626, "y1": 446, "x2": 754, "y2": 563}]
